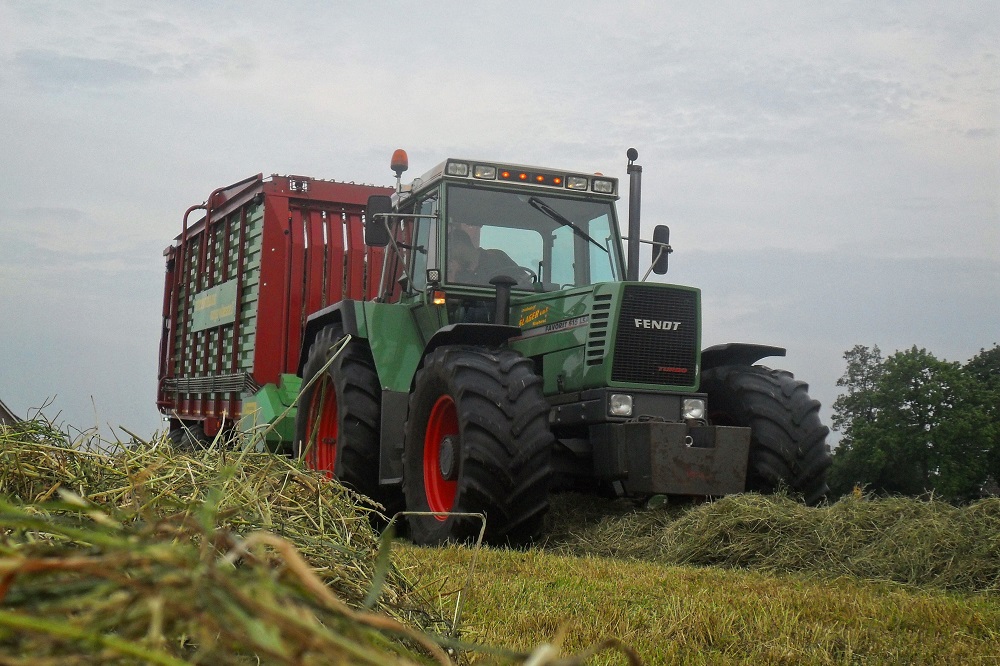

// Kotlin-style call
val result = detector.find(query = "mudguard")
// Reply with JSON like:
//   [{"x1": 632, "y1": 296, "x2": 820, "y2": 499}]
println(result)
[{"x1": 701, "y1": 343, "x2": 785, "y2": 371}]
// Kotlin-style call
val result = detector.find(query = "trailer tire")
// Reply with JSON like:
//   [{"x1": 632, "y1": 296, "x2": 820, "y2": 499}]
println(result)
[
  {"x1": 403, "y1": 346, "x2": 553, "y2": 546},
  {"x1": 167, "y1": 421, "x2": 209, "y2": 451},
  {"x1": 700, "y1": 365, "x2": 832, "y2": 504},
  {"x1": 294, "y1": 325, "x2": 390, "y2": 508}
]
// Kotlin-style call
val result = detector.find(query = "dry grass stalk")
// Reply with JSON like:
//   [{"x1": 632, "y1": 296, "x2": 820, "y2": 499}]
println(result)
[{"x1": 0, "y1": 420, "x2": 453, "y2": 663}]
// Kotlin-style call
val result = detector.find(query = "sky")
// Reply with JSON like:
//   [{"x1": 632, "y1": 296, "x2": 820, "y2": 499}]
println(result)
[{"x1": 0, "y1": 1, "x2": 997, "y2": 443}]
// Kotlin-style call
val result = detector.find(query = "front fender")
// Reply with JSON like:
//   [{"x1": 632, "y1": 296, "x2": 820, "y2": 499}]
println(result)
[
  {"x1": 701, "y1": 343, "x2": 786, "y2": 371},
  {"x1": 297, "y1": 301, "x2": 361, "y2": 375}
]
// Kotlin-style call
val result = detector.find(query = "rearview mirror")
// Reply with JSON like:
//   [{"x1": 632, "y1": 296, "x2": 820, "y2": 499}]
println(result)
[
  {"x1": 365, "y1": 195, "x2": 392, "y2": 247},
  {"x1": 651, "y1": 225, "x2": 671, "y2": 274}
]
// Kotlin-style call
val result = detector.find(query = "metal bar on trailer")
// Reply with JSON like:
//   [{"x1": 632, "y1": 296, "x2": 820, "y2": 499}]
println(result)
[
  {"x1": 253, "y1": 194, "x2": 290, "y2": 386},
  {"x1": 304, "y1": 208, "x2": 325, "y2": 315},
  {"x1": 285, "y1": 206, "x2": 306, "y2": 375},
  {"x1": 345, "y1": 210, "x2": 366, "y2": 300},
  {"x1": 327, "y1": 209, "x2": 346, "y2": 304},
  {"x1": 228, "y1": 204, "x2": 250, "y2": 419},
  {"x1": 231, "y1": 205, "x2": 248, "y2": 377}
]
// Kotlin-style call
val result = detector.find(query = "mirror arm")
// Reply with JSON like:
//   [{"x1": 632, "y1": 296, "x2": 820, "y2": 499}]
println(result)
[{"x1": 641, "y1": 242, "x2": 673, "y2": 281}]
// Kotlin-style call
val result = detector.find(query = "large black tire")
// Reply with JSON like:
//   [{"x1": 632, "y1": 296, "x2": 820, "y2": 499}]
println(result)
[
  {"x1": 167, "y1": 421, "x2": 209, "y2": 451},
  {"x1": 293, "y1": 325, "x2": 397, "y2": 510},
  {"x1": 700, "y1": 365, "x2": 832, "y2": 504},
  {"x1": 402, "y1": 346, "x2": 553, "y2": 546}
]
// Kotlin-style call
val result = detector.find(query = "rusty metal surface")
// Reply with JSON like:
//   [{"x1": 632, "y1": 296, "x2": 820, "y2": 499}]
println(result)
[{"x1": 617, "y1": 422, "x2": 750, "y2": 496}]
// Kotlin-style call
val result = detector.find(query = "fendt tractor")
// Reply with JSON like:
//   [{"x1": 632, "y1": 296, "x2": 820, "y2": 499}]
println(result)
[{"x1": 158, "y1": 149, "x2": 832, "y2": 544}]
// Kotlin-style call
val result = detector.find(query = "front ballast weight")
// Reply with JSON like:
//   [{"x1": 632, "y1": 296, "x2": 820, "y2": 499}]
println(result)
[{"x1": 590, "y1": 420, "x2": 751, "y2": 496}]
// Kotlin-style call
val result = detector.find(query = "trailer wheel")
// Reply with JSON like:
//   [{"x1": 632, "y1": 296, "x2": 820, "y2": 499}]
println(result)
[
  {"x1": 167, "y1": 421, "x2": 209, "y2": 451},
  {"x1": 403, "y1": 346, "x2": 553, "y2": 546},
  {"x1": 700, "y1": 365, "x2": 832, "y2": 504},
  {"x1": 293, "y1": 325, "x2": 386, "y2": 506}
]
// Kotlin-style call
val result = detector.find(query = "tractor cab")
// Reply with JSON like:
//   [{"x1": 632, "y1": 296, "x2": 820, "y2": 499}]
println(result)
[{"x1": 365, "y1": 153, "x2": 627, "y2": 321}]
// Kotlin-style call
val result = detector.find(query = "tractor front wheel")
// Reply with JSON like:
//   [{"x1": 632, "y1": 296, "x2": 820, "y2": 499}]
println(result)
[
  {"x1": 403, "y1": 346, "x2": 553, "y2": 546},
  {"x1": 700, "y1": 364, "x2": 832, "y2": 504}
]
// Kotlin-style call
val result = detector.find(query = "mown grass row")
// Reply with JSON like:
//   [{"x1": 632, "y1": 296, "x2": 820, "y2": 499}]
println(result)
[
  {"x1": 541, "y1": 490, "x2": 1000, "y2": 593},
  {"x1": 2, "y1": 418, "x2": 1000, "y2": 664},
  {"x1": 0, "y1": 419, "x2": 463, "y2": 664}
]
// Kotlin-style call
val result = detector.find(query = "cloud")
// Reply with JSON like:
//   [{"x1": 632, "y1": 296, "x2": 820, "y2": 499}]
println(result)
[
  {"x1": 13, "y1": 50, "x2": 153, "y2": 89},
  {"x1": 0, "y1": 0, "x2": 996, "y2": 438}
]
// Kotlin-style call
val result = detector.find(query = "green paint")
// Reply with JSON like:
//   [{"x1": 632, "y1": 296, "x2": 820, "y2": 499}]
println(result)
[
  {"x1": 191, "y1": 279, "x2": 238, "y2": 332},
  {"x1": 363, "y1": 301, "x2": 428, "y2": 392},
  {"x1": 239, "y1": 374, "x2": 301, "y2": 450}
]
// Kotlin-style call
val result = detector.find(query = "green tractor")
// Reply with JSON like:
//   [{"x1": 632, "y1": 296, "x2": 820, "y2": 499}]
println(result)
[{"x1": 293, "y1": 149, "x2": 831, "y2": 545}]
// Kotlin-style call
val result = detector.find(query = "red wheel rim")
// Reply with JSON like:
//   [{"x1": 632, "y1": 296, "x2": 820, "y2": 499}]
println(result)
[
  {"x1": 424, "y1": 395, "x2": 458, "y2": 518},
  {"x1": 305, "y1": 378, "x2": 337, "y2": 478}
]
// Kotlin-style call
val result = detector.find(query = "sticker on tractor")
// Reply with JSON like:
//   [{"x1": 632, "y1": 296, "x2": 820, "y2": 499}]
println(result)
[{"x1": 518, "y1": 304, "x2": 551, "y2": 328}]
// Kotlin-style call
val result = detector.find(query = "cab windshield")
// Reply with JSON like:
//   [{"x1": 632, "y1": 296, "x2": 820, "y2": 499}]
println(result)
[{"x1": 444, "y1": 184, "x2": 623, "y2": 290}]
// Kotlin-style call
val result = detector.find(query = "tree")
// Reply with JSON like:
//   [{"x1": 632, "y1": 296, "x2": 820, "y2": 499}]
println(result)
[
  {"x1": 828, "y1": 345, "x2": 883, "y2": 494},
  {"x1": 831, "y1": 344, "x2": 884, "y2": 441},
  {"x1": 966, "y1": 344, "x2": 1000, "y2": 486},
  {"x1": 830, "y1": 345, "x2": 997, "y2": 501}
]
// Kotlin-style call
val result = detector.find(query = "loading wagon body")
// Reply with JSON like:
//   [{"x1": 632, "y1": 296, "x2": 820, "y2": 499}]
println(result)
[{"x1": 157, "y1": 173, "x2": 391, "y2": 439}]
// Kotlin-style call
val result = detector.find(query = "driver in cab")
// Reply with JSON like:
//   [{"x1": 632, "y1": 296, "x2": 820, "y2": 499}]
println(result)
[{"x1": 447, "y1": 228, "x2": 530, "y2": 286}]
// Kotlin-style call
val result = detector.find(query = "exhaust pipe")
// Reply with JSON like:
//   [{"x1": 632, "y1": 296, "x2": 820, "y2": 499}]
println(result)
[{"x1": 626, "y1": 148, "x2": 641, "y2": 281}]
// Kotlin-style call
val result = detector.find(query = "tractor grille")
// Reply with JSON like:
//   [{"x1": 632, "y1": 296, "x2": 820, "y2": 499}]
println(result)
[
  {"x1": 585, "y1": 293, "x2": 613, "y2": 366},
  {"x1": 611, "y1": 286, "x2": 698, "y2": 387}
]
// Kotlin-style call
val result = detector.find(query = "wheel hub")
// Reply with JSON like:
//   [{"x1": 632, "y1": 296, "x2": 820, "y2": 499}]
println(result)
[{"x1": 438, "y1": 435, "x2": 458, "y2": 480}]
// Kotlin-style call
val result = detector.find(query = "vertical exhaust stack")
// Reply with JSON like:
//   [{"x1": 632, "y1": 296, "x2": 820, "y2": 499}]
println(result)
[{"x1": 626, "y1": 148, "x2": 642, "y2": 281}]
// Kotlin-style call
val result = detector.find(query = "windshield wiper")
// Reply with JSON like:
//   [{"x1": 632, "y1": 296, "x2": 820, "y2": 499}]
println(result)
[{"x1": 527, "y1": 197, "x2": 608, "y2": 254}]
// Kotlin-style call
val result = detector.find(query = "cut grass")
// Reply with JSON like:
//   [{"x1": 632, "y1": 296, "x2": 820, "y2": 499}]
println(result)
[
  {"x1": 0, "y1": 420, "x2": 455, "y2": 664},
  {"x1": 4, "y1": 418, "x2": 1000, "y2": 664},
  {"x1": 541, "y1": 492, "x2": 1000, "y2": 593},
  {"x1": 396, "y1": 544, "x2": 1000, "y2": 665}
]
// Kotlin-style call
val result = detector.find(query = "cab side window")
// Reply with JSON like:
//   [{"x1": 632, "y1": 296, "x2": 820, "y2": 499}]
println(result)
[{"x1": 409, "y1": 193, "x2": 438, "y2": 291}]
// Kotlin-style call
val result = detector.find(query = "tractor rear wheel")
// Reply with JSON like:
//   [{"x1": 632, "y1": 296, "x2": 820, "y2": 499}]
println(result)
[
  {"x1": 700, "y1": 364, "x2": 832, "y2": 504},
  {"x1": 293, "y1": 325, "x2": 388, "y2": 507},
  {"x1": 402, "y1": 346, "x2": 553, "y2": 546}
]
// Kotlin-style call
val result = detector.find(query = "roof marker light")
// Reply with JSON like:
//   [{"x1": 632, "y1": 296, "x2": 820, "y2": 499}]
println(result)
[
  {"x1": 473, "y1": 165, "x2": 497, "y2": 179},
  {"x1": 592, "y1": 178, "x2": 615, "y2": 194}
]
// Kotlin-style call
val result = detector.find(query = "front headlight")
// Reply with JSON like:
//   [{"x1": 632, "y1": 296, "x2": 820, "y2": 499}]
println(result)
[
  {"x1": 609, "y1": 394, "x2": 634, "y2": 417},
  {"x1": 682, "y1": 398, "x2": 706, "y2": 420}
]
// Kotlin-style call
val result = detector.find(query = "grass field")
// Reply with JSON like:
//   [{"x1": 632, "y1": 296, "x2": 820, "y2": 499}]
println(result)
[
  {"x1": 397, "y1": 540, "x2": 1000, "y2": 664},
  {"x1": 2, "y1": 421, "x2": 999, "y2": 664}
]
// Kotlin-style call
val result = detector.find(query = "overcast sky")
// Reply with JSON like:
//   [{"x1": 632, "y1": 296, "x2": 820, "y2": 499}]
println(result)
[{"x1": 0, "y1": 2, "x2": 997, "y2": 442}]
